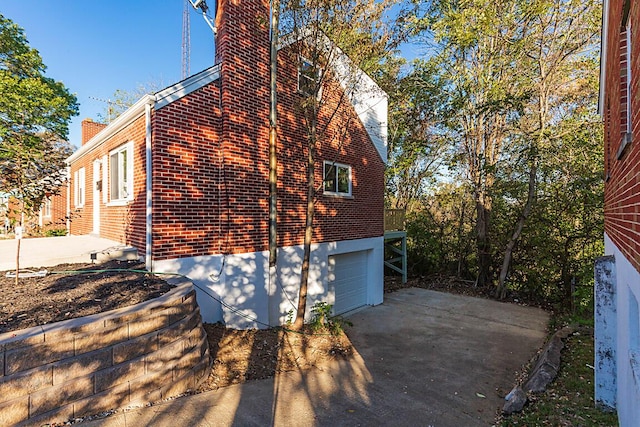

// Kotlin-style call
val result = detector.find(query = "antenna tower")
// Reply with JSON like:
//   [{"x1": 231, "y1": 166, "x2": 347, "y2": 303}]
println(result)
[{"x1": 182, "y1": 0, "x2": 191, "y2": 79}]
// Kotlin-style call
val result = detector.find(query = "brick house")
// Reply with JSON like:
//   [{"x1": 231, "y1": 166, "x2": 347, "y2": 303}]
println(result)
[
  {"x1": 597, "y1": 0, "x2": 640, "y2": 424},
  {"x1": 1, "y1": 184, "x2": 67, "y2": 236},
  {"x1": 65, "y1": 0, "x2": 387, "y2": 328}
]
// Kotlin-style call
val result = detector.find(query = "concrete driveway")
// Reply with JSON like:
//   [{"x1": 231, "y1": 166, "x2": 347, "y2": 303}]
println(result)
[{"x1": 82, "y1": 288, "x2": 549, "y2": 427}]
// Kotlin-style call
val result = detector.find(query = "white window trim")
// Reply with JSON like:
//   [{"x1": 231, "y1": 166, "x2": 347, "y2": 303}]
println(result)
[
  {"x1": 42, "y1": 197, "x2": 51, "y2": 218},
  {"x1": 298, "y1": 56, "x2": 321, "y2": 97},
  {"x1": 323, "y1": 161, "x2": 352, "y2": 197},
  {"x1": 626, "y1": 19, "x2": 632, "y2": 135},
  {"x1": 108, "y1": 141, "x2": 134, "y2": 206},
  {"x1": 74, "y1": 167, "x2": 85, "y2": 208},
  {"x1": 618, "y1": 18, "x2": 634, "y2": 160}
]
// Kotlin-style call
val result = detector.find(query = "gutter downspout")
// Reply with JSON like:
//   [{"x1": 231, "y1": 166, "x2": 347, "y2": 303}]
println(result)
[
  {"x1": 145, "y1": 99, "x2": 155, "y2": 271},
  {"x1": 65, "y1": 166, "x2": 71, "y2": 234}
]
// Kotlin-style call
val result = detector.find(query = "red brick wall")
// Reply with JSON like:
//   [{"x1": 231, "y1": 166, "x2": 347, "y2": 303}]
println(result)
[
  {"x1": 276, "y1": 47, "x2": 385, "y2": 247},
  {"x1": 41, "y1": 186, "x2": 68, "y2": 232},
  {"x1": 151, "y1": 0, "x2": 383, "y2": 260},
  {"x1": 151, "y1": 84, "x2": 224, "y2": 259},
  {"x1": 604, "y1": 0, "x2": 640, "y2": 271},
  {"x1": 68, "y1": 0, "x2": 384, "y2": 261},
  {"x1": 69, "y1": 115, "x2": 147, "y2": 251},
  {"x1": 81, "y1": 119, "x2": 107, "y2": 145}
]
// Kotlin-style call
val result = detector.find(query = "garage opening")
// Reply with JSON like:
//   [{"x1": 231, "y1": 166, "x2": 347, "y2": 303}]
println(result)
[{"x1": 329, "y1": 251, "x2": 368, "y2": 315}]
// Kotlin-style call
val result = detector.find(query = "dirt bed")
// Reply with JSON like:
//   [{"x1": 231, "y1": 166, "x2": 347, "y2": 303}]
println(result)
[
  {"x1": 0, "y1": 260, "x2": 172, "y2": 333},
  {"x1": 0, "y1": 260, "x2": 353, "y2": 393}
]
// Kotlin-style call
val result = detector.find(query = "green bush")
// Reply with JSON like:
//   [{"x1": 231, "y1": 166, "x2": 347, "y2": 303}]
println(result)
[
  {"x1": 44, "y1": 228, "x2": 67, "y2": 237},
  {"x1": 309, "y1": 302, "x2": 352, "y2": 335}
]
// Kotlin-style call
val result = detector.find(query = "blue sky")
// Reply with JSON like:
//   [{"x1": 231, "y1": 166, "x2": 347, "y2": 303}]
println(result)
[{"x1": 2, "y1": 1, "x2": 217, "y2": 147}]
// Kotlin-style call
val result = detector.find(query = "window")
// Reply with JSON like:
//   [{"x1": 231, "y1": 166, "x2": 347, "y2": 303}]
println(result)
[
  {"x1": 109, "y1": 142, "x2": 133, "y2": 203},
  {"x1": 42, "y1": 197, "x2": 51, "y2": 218},
  {"x1": 298, "y1": 57, "x2": 320, "y2": 96},
  {"x1": 619, "y1": 1, "x2": 633, "y2": 158},
  {"x1": 74, "y1": 167, "x2": 85, "y2": 208},
  {"x1": 323, "y1": 161, "x2": 352, "y2": 196}
]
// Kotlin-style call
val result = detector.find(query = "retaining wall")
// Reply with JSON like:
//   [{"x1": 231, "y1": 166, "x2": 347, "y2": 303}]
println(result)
[{"x1": 0, "y1": 279, "x2": 211, "y2": 426}]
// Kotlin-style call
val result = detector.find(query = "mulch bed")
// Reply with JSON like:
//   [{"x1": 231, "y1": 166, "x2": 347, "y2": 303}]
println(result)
[{"x1": 0, "y1": 260, "x2": 172, "y2": 334}]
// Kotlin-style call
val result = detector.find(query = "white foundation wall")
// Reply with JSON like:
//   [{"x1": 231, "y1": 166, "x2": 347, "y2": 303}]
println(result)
[
  {"x1": 152, "y1": 236, "x2": 384, "y2": 329},
  {"x1": 604, "y1": 233, "x2": 640, "y2": 427}
]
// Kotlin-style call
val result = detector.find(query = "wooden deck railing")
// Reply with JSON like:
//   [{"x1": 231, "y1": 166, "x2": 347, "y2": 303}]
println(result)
[{"x1": 384, "y1": 209, "x2": 406, "y2": 231}]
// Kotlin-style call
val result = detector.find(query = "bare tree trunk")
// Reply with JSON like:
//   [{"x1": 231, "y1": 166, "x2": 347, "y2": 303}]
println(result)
[
  {"x1": 15, "y1": 236, "x2": 20, "y2": 287},
  {"x1": 269, "y1": 0, "x2": 279, "y2": 270},
  {"x1": 495, "y1": 155, "x2": 537, "y2": 299},
  {"x1": 293, "y1": 129, "x2": 316, "y2": 329},
  {"x1": 475, "y1": 196, "x2": 491, "y2": 287},
  {"x1": 268, "y1": 0, "x2": 280, "y2": 326},
  {"x1": 456, "y1": 194, "x2": 467, "y2": 277}
]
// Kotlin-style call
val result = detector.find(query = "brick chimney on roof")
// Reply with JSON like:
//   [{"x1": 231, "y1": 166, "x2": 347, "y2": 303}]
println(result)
[{"x1": 81, "y1": 118, "x2": 107, "y2": 145}]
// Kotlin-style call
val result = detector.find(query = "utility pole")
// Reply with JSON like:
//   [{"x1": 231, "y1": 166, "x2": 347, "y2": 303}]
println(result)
[{"x1": 182, "y1": 0, "x2": 191, "y2": 79}]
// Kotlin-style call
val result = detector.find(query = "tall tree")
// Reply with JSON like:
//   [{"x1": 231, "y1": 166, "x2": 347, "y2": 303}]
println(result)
[
  {"x1": 494, "y1": 0, "x2": 601, "y2": 298},
  {"x1": 385, "y1": 60, "x2": 449, "y2": 211},
  {"x1": 280, "y1": 0, "x2": 397, "y2": 328},
  {"x1": 416, "y1": 0, "x2": 528, "y2": 287},
  {"x1": 0, "y1": 14, "x2": 78, "y2": 283}
]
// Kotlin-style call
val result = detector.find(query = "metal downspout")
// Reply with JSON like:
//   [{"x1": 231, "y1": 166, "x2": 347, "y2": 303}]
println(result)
[
  {"x1": 65, "y1": 166, "x2": 71, "y2": 234},
  {"x1": 145, "y1": 100, "x2": 154, "y2": 271}
]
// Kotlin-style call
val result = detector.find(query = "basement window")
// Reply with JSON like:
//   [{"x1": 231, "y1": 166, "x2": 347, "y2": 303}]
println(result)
[{"x1": 323, "y1": 161, "x2": 352, "y2": 197}]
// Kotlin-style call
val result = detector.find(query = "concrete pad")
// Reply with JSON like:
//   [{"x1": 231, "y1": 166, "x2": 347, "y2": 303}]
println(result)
[
  {"x1": 81, "y1": 288, "x2": 549, "y2": 427},
  {"x1": 0, "y1": 235, "x2": 130, "y2": 272}
]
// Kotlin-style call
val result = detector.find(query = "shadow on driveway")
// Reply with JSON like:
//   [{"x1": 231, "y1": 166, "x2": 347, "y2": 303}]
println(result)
[{"x1": 82, "y1": 288, "x2": 549, "y2": 427}]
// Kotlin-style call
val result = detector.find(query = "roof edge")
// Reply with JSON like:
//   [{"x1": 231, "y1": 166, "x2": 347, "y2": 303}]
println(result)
[
  {"x1": 154, "y1": 64, "x2": 221, "y2": 110},
  {"x1": 598, "y1": 0, "x2": 610, "y2": 117},
  {"x1": 67, "y1": 94, "x2": 156, "y2": 163}
]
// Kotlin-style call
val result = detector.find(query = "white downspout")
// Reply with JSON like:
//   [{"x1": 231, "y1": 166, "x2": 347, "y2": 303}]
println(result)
[
  {"x1": 65, "y1": 166, "x2": 71, "y2": 235},
  {"x1": 145, "y1": 99, "x2": 154, "y2": 271}
]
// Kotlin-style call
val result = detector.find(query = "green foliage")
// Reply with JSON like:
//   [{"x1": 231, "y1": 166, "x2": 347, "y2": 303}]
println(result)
[
  {"x1": 500, "y1": 330, "x2": 617, "y2": 426},
  {"x1": 0, "y1": 14, "x2": 78, "y2": 222},
  {"x1": 97, "y1": 82, "x2": 165, "y2": 124},
  {"x1": 309, "y1": 302, "x2": 352, "y2": 335},
  {"x1": 404, "y1": 182, "x2": 475, "y2": 277},
  {"x1": 386, "y1": 0, "x2": 603, "y2": 308},
  {"x1": 44, "y1": 228, "x2": 67, "y2": 237}
]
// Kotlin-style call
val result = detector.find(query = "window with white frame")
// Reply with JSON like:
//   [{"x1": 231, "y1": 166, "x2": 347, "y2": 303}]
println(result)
[
  {"x1": 626, "y1": 19, "x2": 632, "y2": 134},
  {"x1": 42, "y1": 197, "x2": 51, "y2": 218},
  {"x1": 619, "y1": 0, "x2": 633, "y2": 159},
  {"x1": 323, "y1": 161, "x2": 352, "y2": 196},
  {"x1": 109, "y1": 142, "x2": 133, "y2": 203},
  {"x1": 74, "y1": 167, "x2": 85, "y2": 208},
  {"x1": 298, "y1": 56, "x2": 320, "y2": 96}
]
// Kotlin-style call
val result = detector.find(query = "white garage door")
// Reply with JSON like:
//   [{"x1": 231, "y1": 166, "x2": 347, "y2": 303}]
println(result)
[{"x1": 329, "y1": 251, "x2": 368, "y2": 315}]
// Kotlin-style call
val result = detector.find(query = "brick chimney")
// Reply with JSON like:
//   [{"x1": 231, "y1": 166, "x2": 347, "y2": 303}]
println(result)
[
  {"x1": 81, "y1": 118, "x2": 107, "y2": 145},
  {"x1": 215, "y1": 0, "x2": 271, "y2": 250}
]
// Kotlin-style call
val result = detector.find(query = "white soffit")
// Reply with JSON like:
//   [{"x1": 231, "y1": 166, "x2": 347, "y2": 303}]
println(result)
[
  {"x1": 598, "y1": 0, "x2": 610, "y2": 117},
  {"x1": 280, "y1": 29, "x2": 388, "y2": 163},
  {"x1": 155, "y1": 64, "x2": 221, "y2": 110}
]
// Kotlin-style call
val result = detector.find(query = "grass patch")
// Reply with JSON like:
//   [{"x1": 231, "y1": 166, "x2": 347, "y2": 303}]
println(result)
[{"x1": 499, "y1": 327, "x2": 618, "y2": 426}]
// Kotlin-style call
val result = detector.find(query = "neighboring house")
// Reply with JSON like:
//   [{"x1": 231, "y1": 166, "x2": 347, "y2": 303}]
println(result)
[
  {"x1": 0, "y1": 186, "x2": 67, "y2": 236},
  {"x1": 65, "y1": 0, "x2": 387, "y2": 328},
  {"x1": 597, "y1": 0, "x2": 640, "y2": 425},
  {"x1": 37, "y1": 185, "x2": 68, "y2": 233}
]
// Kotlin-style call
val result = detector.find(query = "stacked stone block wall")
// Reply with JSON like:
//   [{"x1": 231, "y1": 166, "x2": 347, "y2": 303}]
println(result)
[{"x1": 0, "y1": 280, "x2": 210, "y2": 426}]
